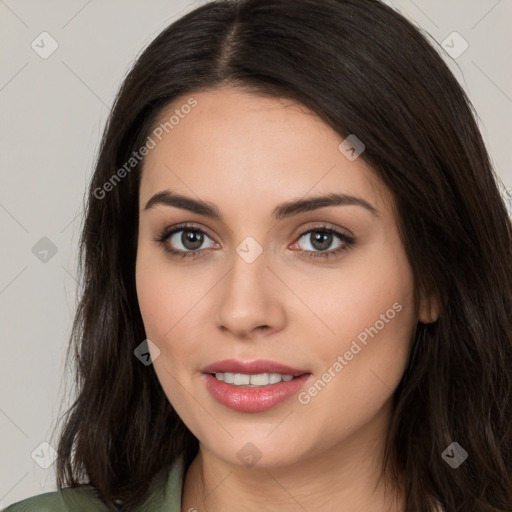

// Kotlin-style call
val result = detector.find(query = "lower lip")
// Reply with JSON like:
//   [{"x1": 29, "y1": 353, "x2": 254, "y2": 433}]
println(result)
[{"x1": 204, "y1": 373, "x2": 312, "y2": 412}]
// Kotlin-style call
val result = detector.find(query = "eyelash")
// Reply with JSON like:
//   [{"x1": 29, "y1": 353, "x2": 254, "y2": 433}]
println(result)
[{"x1": 153, "y1": 222, "x2": 355, "y2": 261}]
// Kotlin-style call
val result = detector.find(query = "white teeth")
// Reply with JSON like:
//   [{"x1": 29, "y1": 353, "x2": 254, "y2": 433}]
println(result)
[
  {"x1": 268, "y1": 373, "x2": 282, "y2": 384},
  {"x1": 214, "y1": 372, "x2": 296, "y2": 386},
  {"x1": 233, "y1": 373, "x2": 250, "y2": 385},
  {"x1": 249, "y1": 373, "x2": 270, "y2": 386}
]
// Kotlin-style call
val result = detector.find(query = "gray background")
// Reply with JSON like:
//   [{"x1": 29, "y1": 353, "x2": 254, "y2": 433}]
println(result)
[{"x1": 1, "y1": 0, "x2": 511, "y2": 507}]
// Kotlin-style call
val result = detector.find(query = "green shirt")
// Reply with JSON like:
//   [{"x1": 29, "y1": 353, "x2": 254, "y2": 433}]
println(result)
[{"x1": 2, "y1": 457, "x2": 184, "y2": 511}]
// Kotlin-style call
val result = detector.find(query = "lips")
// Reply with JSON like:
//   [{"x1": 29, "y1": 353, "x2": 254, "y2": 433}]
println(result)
[
  {"x1": 203, "y1": 372, "x2": 312, "y2": 412},
  {"x1": 201, "y1": 359, "x2": 309, "y2": 377}
]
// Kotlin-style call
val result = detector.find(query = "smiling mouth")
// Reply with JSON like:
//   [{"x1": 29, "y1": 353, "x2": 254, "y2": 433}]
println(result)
[
  {"x1": 208, "y1": 372, "x2": 307, "y2": 387},
  {"x1": 203, "y1": 371, "x2": 313, "y2": 412}
]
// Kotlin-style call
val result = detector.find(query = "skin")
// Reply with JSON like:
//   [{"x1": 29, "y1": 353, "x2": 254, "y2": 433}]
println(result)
[{"x1": 135, "y1": 86, "x2": 438, "y2": 512}]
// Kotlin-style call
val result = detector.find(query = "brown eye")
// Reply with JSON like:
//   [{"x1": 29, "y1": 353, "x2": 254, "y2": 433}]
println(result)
[
  {"x1": 180, "y1": 230, "x2": 204, "y2": 250},
  {"x1": 297, "y1": 229, "x2": 344, "y2": 252},
  {"x1": 291, "y1": 226, "x2": 355, "y2": 260},
  {"x1": 165, "y1": 228, "x2": 216, "y2": 253},
  {"x1": 309, "y1": 231, "x2": 334, "y2": 251},
  {"x1": 154, "y1": 224, "x2": 218, "y2": 258}
]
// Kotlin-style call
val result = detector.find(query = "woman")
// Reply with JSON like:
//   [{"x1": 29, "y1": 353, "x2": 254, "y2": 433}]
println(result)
[{"x1": 5, "y1": 0, "x2": 511, "y2": 510}]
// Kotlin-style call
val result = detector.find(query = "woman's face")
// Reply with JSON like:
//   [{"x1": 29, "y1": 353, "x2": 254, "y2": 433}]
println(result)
[{"x1": 136, "y1": 86, "x2": 428, "y2": 469}]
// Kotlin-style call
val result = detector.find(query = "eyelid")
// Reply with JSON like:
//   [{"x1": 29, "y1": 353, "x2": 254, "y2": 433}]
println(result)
[
  {"x1": 157, "y1": 222, "x2": 217, "y2": 242},
  {"x1": 294, "y1": 221, "x2": 353, "y2": 239},
  {"x1": 289, "y1": 224, "x2": 355, "y2": 258}
]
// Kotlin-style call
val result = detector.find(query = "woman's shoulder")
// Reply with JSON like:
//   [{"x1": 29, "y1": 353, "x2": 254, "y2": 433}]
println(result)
[
  {"x1": 3, "y1": 456, "x2": 185, "y2": 511},
  {"x1": 1, "y1": 485, "x2": 109, "y2": 511}
]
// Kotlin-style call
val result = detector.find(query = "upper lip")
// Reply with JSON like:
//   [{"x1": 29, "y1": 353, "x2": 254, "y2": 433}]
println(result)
[{"x1": 202, "y1": 359, "x2": 310, "y2": 377}]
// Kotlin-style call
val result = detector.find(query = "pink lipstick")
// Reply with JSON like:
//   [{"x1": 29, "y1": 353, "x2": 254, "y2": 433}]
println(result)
[{"x1": 202, "y1": 359, "x2": 312, "y2": 412}]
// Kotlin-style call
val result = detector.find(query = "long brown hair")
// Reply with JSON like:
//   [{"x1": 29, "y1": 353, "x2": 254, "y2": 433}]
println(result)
[{"x1": 55, "y1": 0, "x2": 512, "y2": 510}]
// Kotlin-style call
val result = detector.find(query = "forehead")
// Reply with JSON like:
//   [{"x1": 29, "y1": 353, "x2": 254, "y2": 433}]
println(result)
[{"x1": 139, "y1": 87, "x2": 390, "y2": 217}]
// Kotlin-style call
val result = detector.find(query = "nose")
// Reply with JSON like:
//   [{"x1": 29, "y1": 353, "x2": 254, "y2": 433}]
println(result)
[{"x1": 213, "y1": 247, "x2": 286, "y2": 340}]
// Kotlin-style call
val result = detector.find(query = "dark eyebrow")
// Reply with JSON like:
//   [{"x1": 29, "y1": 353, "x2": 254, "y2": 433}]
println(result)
[{"x1": 143, "y1": 190, "x2": 379, "y2": 219}]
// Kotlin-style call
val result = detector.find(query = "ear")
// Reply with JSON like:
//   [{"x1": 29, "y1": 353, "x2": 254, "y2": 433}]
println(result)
[{"x1": 418, "y1": 286, "x2": 441, "y2": 324}]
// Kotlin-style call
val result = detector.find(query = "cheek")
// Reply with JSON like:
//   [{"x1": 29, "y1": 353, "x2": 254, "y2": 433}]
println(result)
[
  {"x1": 135, "y1": 245, "x2": 203, "y2": 413},
  {"x1": 282, "y1": 242, "x2": 416, "y2": 358},
  {"x1": 135, "y1": 253, "x2": 171, "y2": 339},
  {"x1": 135, "y1": 239, "x2": 204, "y2": 340},
  {"x1": 135, "y1": 241, "x2": 218, "y2": 389},
  {"x1": 295, "y1": 245, "x2": 416, "y2": 423}
]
